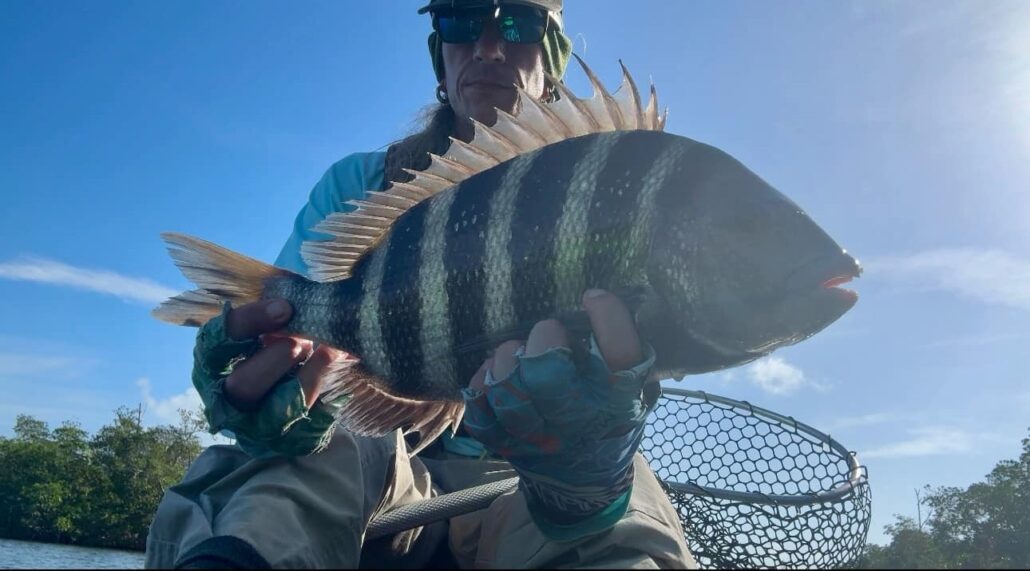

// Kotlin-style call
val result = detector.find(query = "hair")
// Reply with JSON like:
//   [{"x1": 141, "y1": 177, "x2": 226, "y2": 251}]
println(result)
[
  {"x1": 381, "y1": 103, "x2": 456, "y2": 190},
  {"x1": 381, "y1": 79, "x2": 562, "y2": 191}
]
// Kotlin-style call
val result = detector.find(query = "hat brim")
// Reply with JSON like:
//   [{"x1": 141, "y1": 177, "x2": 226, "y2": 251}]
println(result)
[{"x1": 417, "y1": 0, "x2": 561, "y2": 15}]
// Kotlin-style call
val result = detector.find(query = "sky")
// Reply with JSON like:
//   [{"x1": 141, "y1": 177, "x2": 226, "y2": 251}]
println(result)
[{"x1": 1, "y1": 0, "x2": 1028, "y2": 548}]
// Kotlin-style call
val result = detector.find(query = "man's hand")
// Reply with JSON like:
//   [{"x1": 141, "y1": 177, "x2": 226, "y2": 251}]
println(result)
[
  {"x1": 462, "y1": 289, "x2": 658, "y2": 535},
  {"x1": 191, "y1": 298, "x2": 352, "y2": 457},
  {"x1": 223, "y1": 298, "x2": 349, "y2": 410},
  {"x1": 471, "y1": 288, "x2": 642, "y2": 392}
]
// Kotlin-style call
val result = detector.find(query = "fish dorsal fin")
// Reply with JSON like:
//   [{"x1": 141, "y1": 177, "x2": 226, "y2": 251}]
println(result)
[{"x1": 301, "y1": 57, "x2": 667, "y2": 283}]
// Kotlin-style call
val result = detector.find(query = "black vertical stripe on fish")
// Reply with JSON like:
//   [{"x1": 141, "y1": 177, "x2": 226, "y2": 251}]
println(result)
[
  {"x1": 311, "y1": 275, "x2": 361, "y2": 352},
  {"x1": 444, "y1": 162, "x2": 508, "y2": 385},
  {"x1": 583, "y1": 131, "x2": 671, "y2": 292},
  {"x1": 356, "y1": 233, "x2": 394, "y2": 384},
  {"x1": 507, "y1": 136, "x2": 585, "y2": 329},
  {"x1": 378, "y1": 198, "x2": 430, "y2": 398}
]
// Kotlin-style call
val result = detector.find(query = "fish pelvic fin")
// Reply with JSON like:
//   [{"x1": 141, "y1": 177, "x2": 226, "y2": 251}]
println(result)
[
  {"x1": 302, "y1": 57, "x2": 666, "y2": 284},
  {"x1": 152, "y1": 232, "x2": 296, "y2": 327},
  {"x1": 322, "y1": 366, "x2": 464, "y2": 456}
]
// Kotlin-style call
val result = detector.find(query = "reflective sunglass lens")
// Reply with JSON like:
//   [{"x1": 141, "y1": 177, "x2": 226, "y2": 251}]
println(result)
[
  {"x1": 435, "y1": 6, "x2": 547, "y2": 44},
  {"x1": 498, "y1": 8, "x2": 546, "y2": 43},
  {"x1": 436, "y1": 14, "x2": 483, "y2": 43}
]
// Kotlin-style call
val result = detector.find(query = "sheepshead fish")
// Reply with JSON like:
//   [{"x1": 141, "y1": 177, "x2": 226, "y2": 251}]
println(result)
[{"x1": 154, "y1": 57, "x2": 860, "y2": 450}]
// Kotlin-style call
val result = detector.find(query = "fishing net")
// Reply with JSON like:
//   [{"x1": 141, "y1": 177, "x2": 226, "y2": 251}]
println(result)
[
  {"x1": 367, "y1": 387, "x2": 872, "y2": 569},
  {"x1": 641, "y1": 388, "x2": 872, "y2": 569}
]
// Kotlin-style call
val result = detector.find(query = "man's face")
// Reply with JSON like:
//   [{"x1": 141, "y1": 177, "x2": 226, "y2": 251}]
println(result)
[{"x1": 440, "y1": 9, "x2": 548, "y2": 129}]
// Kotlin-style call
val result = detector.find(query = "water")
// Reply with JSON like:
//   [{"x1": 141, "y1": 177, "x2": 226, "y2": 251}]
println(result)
[{"x1": 0, "y1": 538, "x2": 144, "y2": 569}]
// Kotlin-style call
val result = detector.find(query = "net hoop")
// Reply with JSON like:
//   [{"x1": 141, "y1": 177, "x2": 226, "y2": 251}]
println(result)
[
  {"x1": 655, "y1": 388, "x2": 866, "y2": 506},
  {"x1": 643, "y1": 387, "x2": 873, "y2": 569}
]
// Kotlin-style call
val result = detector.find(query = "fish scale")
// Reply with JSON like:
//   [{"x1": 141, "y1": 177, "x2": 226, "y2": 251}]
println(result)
[
  {"x1": 381, "y1": 200, "x2": 427, "y2": 393},
  {"x1": 507, "y1": 131, "x2": 581, "y2": 333},
  {"x1": 154, "y1": 59, "x2": 860, "y2": 452},
  {"x1": 483, "y1": 150, "x2": 539, "y2": 338},
  {"x1": 307, "y1": 131, "x2": 683, "y2": 399},
  {"x1": 552, "y1": 132, "x2": 623, "y2": 309}
]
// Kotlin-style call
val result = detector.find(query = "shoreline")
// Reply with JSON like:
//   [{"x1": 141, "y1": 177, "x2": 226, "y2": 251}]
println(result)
[{"x1": 0, "y1": 535, "x2": 146, "y2": 554}]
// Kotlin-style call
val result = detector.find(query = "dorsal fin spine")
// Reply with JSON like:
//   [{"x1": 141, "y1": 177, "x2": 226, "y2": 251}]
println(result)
[{"x1": 300, "y1": 58, "x2": 665, "y2": 283}]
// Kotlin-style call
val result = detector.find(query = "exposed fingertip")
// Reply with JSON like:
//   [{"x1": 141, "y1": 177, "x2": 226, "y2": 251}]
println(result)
[
  {"x1": 582, "y1": 289, "x2": 617, "y2": 311},
  {"x1": 296, "y1": 339, "x2": 315, "y2": 361},
  {"x1": 583, "y1": 288, "x2": 608, "y2": 300},
  {"x1": 525, "y1": 319, "x2": 569, "y2": 356},
  {"x1": 278, "y1": 337, "x2": 303, "y2": 359},
  {"x1": 266, "y1": 299, "x2": 291, "y2": 322}
]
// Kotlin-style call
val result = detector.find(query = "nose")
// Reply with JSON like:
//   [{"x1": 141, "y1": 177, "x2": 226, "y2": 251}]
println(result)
[{"x1": 473, "y1": 18, "x2": 506, "y2": 64}]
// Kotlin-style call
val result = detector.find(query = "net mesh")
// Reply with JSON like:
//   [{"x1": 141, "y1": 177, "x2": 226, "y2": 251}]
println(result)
[{"x1": 640, "y1": 389, "x2": 872, "y2": 569}]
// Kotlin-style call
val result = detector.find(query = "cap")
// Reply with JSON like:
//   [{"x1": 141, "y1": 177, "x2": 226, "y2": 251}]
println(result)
[{"x1": 417, "y1": 0, "x2": 562, "y2": 15}]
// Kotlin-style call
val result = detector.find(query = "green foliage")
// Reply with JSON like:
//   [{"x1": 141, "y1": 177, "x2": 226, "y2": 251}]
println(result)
[
  {"x1": 0, "y1": 406, "x2": 205, "y2": 551},
  {"x1": 860, "y1": 429, "x2": 1030, "y2": 569}
]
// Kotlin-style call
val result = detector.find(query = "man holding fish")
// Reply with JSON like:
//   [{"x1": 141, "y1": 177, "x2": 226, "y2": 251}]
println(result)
[{"x1": 146, "y1": 0, "x2": 699, "y2": 568}]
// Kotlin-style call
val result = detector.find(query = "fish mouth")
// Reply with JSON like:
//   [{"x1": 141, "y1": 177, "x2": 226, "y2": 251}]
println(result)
[
  {"x1": 743, "y1": 250, "x2": 861, "y2": 353},
  {"x1": 789, "y1": 250, "x2": 862, "y2": 301}
]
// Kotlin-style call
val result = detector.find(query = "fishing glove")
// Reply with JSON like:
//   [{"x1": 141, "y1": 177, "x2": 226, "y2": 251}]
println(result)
[
  {"x1": 461, "y1": 335, "x2": 659, "y2": 541},
  {"x1": 191, "y1": 303, "x2": 344, "y2": 458}
]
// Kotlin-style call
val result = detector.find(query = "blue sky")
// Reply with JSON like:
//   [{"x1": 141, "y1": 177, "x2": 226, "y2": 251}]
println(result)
[{"x1": 1, "y1": 1, "x2": 1028, "y2": 547}]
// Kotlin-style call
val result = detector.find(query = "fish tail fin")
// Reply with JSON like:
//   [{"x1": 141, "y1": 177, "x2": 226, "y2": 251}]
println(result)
[{"x1": 153, "y1": 232, "x2": 295, "y2": 326}]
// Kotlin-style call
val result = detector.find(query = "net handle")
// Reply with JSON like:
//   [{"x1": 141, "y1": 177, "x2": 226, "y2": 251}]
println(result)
[{"x1": 658, "y1": 388, "x2": 866, "y2": 505}]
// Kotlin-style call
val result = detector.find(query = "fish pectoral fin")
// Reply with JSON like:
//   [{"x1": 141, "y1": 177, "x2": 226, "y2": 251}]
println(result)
[{"x1": 320, "y1": 365, "x2": 464, "y2": 456}]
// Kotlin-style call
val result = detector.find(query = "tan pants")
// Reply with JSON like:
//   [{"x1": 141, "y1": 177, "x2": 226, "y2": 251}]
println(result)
[{"x1": 145, "y1": 427, "x2": 696, "y2": 569}]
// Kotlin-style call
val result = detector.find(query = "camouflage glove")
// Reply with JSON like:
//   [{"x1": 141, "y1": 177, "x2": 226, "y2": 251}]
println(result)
[
  {"x1": 191, "y1": 303, "x2": 344, "y2": 458},
  {"x1": 461, "y1": 335, "x2": 658, "y2": 541}
]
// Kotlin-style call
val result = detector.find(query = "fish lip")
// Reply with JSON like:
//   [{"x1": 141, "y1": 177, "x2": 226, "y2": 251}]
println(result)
[{"x1": 787, "y1": 251, "x2": 862, "y2": 294}]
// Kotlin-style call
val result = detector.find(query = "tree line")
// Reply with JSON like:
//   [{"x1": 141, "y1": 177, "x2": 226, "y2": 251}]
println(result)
[
  {"x1": 1, "y1": 407, "x2": 1026, "y2": 564},
  {"x1": 860, "y1": 428, "x2": 1029, "y2": 569},
  {"x1": 0, "y1": 408, "x2": 206, "y2": 551}
]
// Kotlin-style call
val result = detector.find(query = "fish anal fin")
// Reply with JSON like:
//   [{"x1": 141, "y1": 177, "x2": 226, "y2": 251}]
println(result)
[{"x1": 322, "y1": 364, "x2": 464, "y2": 455}]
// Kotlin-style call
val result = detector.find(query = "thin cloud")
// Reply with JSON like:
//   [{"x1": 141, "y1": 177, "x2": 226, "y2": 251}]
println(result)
[
  {"x1": 0, "y1": 257, "x2": 177, "y2": 305},
  {"x1": 0, "y1": 353, "x2": 78, "y2": 378},
  {"x1": 861, "y1": 426, "x2": 974, "y2": 459},
  {"x1": 918, "y1": 332, "x2": 1022, "y2": 349},
  {"x1": 1018, "y1": 391, "x2": 1030, "y2": 413},
  {"x1": 827, "y1": 412, "x2": 898, "y2": 431},
  {"x1": 864, "y1": 248, "x2": 1030, "y2": 311},
  {"x1": 0, "y1": 346, "x2": 98, "y2": 382}
]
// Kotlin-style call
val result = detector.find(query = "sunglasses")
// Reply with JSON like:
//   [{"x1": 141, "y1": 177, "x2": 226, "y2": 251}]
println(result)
[{"x1": 433, "y1": 5, "x2": 550, "y2": 45}]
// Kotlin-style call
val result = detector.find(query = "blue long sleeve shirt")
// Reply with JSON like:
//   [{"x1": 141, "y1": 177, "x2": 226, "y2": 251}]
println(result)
[{"x1": 274, "y1": 152, "x2": 387, "y2": 275}]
